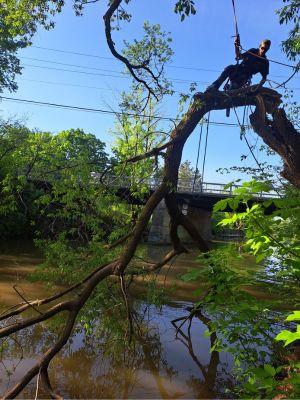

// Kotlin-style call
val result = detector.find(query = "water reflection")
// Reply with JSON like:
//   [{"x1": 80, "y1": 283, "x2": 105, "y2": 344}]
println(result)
[
  {"x1": 0, "y1": 300, "x2": 233, "y2": 399},
  {"x1": 0, "y1": 242, "x2": 235, "y2": 398}
]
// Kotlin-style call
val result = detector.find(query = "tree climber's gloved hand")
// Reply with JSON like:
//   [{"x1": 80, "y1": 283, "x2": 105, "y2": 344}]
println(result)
[{"x1": 234, "y1": 35, "x2": 242, "y2": 60}]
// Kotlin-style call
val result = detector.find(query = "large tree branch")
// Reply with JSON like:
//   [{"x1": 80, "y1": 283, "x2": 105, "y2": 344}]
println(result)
[
  {"x1": 2, "y1": 262, "x2": 116, "y2": 399},
  {"x1": 103, "y1": 0, "x2": 161, "y2": 99},
  {"x1": 250, "y1": 95, "x2": 300, "y2": 187},
  {"x1": 165, "y1": 193, "x2": 209, "y2": 252},
  {"x1": 196, "y1": 86, "x2": 299, "y2": 187}
]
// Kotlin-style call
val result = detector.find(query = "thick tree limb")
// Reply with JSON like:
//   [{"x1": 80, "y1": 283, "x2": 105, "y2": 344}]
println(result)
[
  {"x1": 3, "y1": 263, "x2": 116, "y2": 399},
  {"x1": 0, "y1": 262, "x2": 111, "y2": 322},
  {"x1": 250, "y1": 95, "x2": 300, "y2": 187},
  {"x1": 165, "y1": 193, "x2": 209, "y2": 252}
]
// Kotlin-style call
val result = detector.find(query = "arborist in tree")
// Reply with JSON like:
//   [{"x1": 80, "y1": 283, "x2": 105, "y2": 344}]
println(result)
[{"x1": 206, "y1": 39, "x2": 271, "y2": 92}]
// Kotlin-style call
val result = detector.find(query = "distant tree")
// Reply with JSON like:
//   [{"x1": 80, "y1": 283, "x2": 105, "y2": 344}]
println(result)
[
  {"x1": 178, "y1": 160, "x2": 201, "y2": 190},
  {"x1": 0, "y1": 123, "x2": 129, "y2": 240},
  {"x1": 112, "y1": 88, "x2": 167, "y2": 199}
]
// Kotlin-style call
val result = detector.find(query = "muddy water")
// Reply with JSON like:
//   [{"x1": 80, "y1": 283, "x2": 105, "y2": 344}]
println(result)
[{"x1": 0, "y1": 241, "x2": 261, "y2": 398}]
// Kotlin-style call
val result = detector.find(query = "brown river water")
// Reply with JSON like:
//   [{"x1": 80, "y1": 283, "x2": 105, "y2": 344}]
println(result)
[{"x1": 0, "y1": 240, "x2": 278, "y2": 399}]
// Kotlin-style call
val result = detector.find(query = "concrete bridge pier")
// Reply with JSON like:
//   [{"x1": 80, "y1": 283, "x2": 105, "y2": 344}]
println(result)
[{"x1": 148, "y1": 200, "x2": 213, "y2": 244}]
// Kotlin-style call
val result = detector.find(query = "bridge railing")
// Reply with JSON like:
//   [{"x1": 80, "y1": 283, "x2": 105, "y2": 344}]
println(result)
[
  {"x1": 93, "y1": 174, "x2": 280, "y2": 199},
  {"x1": 174, "y1": 180, "x2": 280, "y2": 199}
]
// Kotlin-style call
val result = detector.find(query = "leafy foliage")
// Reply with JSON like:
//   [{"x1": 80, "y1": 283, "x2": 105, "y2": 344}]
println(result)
[
  {"x1": 122, "y1": 21, "x2": 174, "y2": 98},
  {"x1": 277, "y1": 0, "x2": 300, "y2": 61},
  {"x1": 214, "y1": 180, "x2": 300, "y2": 281},
  {"x1": 111, "y1": 65, "x2": 168, "y2": 198},
  {"x1": 0, "y1": 121, "x2": 133, "y2": 243},
  {"x1": 178, "y1": 160, "x2": 201, "y2": 190},
  {"x1": 0, "y1": 0, "x2": 65, "y2": 91},
  {"x1": 174, "y1": 0, "x2": 197, "y2": 21},
  {"x1": 181, "y1": 178, "x2": 300, "y2": 398}
]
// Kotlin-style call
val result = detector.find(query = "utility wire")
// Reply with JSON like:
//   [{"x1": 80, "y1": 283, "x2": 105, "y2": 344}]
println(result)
[
  {"x1": 0, "y1": 95, "x2": 251, "y2": 128},
  {"x1": 21, "y1": 56, "x2": 213, "y2": 85},
  {"x1": 20, "y1": 62, "x2": 300, "y2": 90},
  {"x1": 21, "y1": 62, "x2": 210, "y2": 86},
  {"x1": 21, "y1": 78, "x2": 117, "y2": 92},
  {"x1": 22, "y1": 63, "x2": 126, "y2": 79},
  {"x1": 30, "y1": 45, "x2": 299, "y2": 80},
  {"x1": 21, "y1": 56, "x2": 129, "y2": 74},
  {"x1": 20, "y1": 77, "x2": 186, "y2": 94}
]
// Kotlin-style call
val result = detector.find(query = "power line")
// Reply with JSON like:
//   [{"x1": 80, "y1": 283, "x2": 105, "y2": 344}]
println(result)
[
  {"x1": 21, "y1": 56, "x2": 210, "y2": 84},
  {"x1": 20, "y1": 63, "x2": 300, "y2": 91},
  {"x1": 32, "y1": 45, "x2": 113, "y2": 61},
  {"x1": 21, "y1": 63, "x2": 210, "y2": 86},
  {"x1": 31, "y1": 45, "x2": 218, "y2": 73},
  {"x1": 21, "y1": 78, "x2": 117, "y2": 92},
  {"x1": 20, "y1": 77, "x2": 183, "y2": 95},
  {"x1": 30, "y1": 45, "x2": 299, "y2": 80},
  {"x1": 0, "y1": 95, "x2": 250, "y2": 128},
  {"x1": 21, "y1": 56, "x2": 124, "y2": 75},
  {"x1": 23, "y1": 63, "x2": 125, "y2": 79}
]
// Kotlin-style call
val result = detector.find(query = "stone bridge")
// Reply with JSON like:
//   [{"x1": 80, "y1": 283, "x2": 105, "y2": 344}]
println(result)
[
  {"x1": 146, "y1": 180, "x2": 278, "y2": 243},
  {"x1": 99, "y1": 176, "x2": 279, "y2": 244}
]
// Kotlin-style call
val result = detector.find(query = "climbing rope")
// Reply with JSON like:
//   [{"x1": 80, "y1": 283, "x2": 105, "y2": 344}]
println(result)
[
  {"x1": 231, "y1": 0, "x2": 299, "y2": 89},
  {"x1": 192, "y1": 119, "x2": 204, "y2": 191},
  {"x1": 232, "y1": 104, "x2": 282, "y2": 198},
  {"x1": 240, "y1": 46, "x2": 298, "y2": 69},
  {"x1": 201, "y1": 112, "x2": 211, "y2": 183},
  {"x1": 231, "y1": 0, "x2": 240, "y2": 61}
]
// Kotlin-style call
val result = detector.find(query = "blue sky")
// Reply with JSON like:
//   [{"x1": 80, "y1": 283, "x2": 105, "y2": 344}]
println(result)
[{"x1": 1, "y1": 0, "x2": 299, "y2": 183}]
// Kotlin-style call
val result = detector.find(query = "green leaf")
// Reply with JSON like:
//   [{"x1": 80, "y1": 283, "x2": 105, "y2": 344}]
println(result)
[
  {"x1": 286, "y1": 311, "x2": 300, "y2": 321},
  {"x1": 255, "y1": 253, "x2": 266, "y2": 263},
  {"x1": 264, "y1": 364, "x2": 276, "y2": 377},
  {"x1": 275, "y1": 329, "x2": 300, "y2": 346},
  {"x1": 244, "y1": 382, "x2": 258, "y2": 393},
  {"x1": 253, "y1": 367, "x2": 268, "y2": 378},
  {"x1": 213, "y1": 199, "x2": 229, "y2": 212}
]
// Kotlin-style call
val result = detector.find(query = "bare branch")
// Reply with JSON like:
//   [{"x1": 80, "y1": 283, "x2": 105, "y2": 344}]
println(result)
[{"x1": 145, "y1": 249, "x2": 184, "y2": 272}]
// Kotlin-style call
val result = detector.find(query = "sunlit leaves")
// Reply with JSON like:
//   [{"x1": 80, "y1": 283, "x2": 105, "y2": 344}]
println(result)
[
  {"x1": 275, "y1": 310, "x2": 300, "y2": 346},
  {"x1": 275, "y1": 326, "x2": 300, "y2": 346},
  {"x1": 112, "y1": 87, "x2": 167, "y2": 201},
  {"x1": 286, "y1": 310, "x2": 300, "y2": 321},
  {"x1": 0, "y1": 0, "x2": 65, "y2": 91},
  {"x1": 174, "y1": 0, "x2": 197, "y2": 20},
  {"x1": 213, "y1": 180, "x2": 300, "y2": 280},
  {"x1": 277, "y1": 0, "x2": 300, "y2": 60}
]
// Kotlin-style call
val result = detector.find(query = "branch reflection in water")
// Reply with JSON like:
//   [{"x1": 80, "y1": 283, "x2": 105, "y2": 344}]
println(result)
[{"x1": 0, "y1": 298, "x2": 233, "y2": 399}]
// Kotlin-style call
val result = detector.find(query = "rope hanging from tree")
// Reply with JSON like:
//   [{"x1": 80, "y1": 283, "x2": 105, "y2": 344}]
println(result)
[
  {"x1": 230, "y1": 0, "x2": 299, "y2": 84},
  {"x1": 192, "y1": 113, "x2": 210, "y2": 190},
  {"x1": 201, "y1": 111, "x2": 211, "y2": 183},
  {"x1": 231, "y1": 0, "x2": 241, "y2": 62},
  {"x1": 192, "y1": 119, "x2": 204, "y2": 191}
]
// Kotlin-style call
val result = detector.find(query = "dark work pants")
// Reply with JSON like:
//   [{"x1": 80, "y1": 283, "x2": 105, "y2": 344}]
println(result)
[{"x1": 212, "y1": 64, "x2": 251, "y2": 90}]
